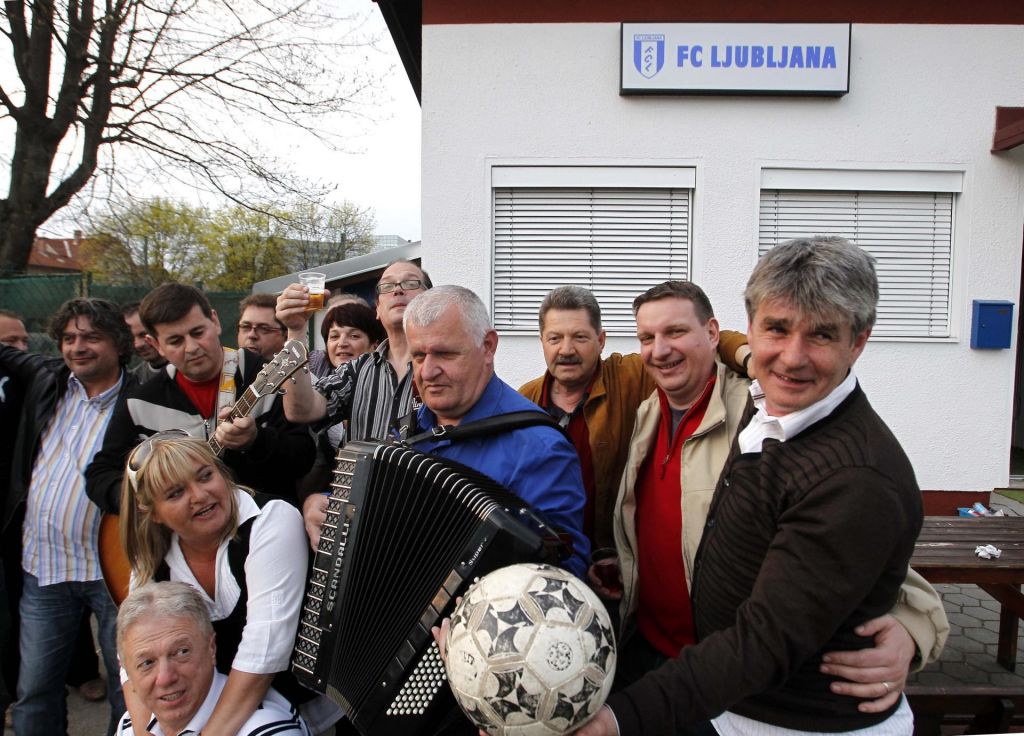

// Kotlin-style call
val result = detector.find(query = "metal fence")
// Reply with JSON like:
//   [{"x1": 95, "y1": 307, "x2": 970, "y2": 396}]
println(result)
[{"x1": 0, "y1": 273, "x2": 247, "y2": 355}]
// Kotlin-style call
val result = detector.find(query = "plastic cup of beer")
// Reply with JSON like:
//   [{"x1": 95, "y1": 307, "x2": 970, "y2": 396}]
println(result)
[{"x1": 298, "y1": 272, "x2": 326, "y2": 313}]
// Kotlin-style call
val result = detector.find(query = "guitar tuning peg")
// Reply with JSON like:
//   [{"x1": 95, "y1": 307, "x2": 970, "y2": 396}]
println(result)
[
  {"x1": 290, "y1": 376, "x2": 298, "y2": 383},
  {"x1": 279, "y1": 388, "x2": 287, "y2": 395}
]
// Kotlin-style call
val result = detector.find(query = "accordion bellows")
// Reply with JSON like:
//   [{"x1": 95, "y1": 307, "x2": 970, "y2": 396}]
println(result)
[{"x1": 292, "y1": 441, "x2": 565, "y2": 735}]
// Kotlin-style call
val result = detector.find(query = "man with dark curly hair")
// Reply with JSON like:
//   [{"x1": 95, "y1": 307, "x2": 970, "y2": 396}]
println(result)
[{"x1": 0, "y1": 298, "x2": 134, "y2": 736}]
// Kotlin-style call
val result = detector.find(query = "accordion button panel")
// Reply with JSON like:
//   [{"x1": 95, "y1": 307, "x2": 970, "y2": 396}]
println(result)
[{"x1": 386, "y1": 641, "x2": 447, "y2": 717}]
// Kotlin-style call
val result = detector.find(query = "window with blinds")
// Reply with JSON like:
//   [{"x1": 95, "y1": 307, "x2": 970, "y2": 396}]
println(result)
[
  {"x1": 493, "y1": 186, "x2": 691, "y2": 334},
  {"x1": 759, "y1": 187, "x2": 956, "y2": 338}
]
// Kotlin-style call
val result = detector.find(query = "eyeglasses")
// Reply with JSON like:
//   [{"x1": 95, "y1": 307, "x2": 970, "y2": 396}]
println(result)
[
  {"x1": 376, "y1": 279, "x2": 425, "y2": 294},
  {"x1": 238, "y1": 322, "x2": 284, "y2": 335},
  {"x1": 125, "y1": 429, "x2": 191, "y2": 491}
]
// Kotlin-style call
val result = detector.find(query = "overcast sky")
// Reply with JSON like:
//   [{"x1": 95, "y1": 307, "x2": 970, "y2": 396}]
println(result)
[{"x1": 290, "y1": 2, "x2": 422, "y2": 240}]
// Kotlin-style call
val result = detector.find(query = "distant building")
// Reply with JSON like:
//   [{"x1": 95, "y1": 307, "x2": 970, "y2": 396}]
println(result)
[
  {"x1": 373, "y1": 234, "x2": 411, "y2": 251},
  {"x1": 28, "y1": 231, "x2": 87, "y2": 274}
]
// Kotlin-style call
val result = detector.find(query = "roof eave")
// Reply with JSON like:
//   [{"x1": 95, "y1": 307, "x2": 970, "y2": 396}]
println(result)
[{"x1": 374, "y1": 0, "x2": 422, "y2": 104}]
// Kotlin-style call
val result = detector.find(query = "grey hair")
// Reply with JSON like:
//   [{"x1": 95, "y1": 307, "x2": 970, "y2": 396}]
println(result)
[
  {"x1": 745, "y1": 236, "x2": 878, "y2": 338},
  {"x1": 539, "y1": 286, "x2": 602, "y2": 333},
  {"x1": 403, "y1": 285, "x2": 492, "y2": 345},
  {"x1": 117, "y1": 581, "x2": 213, "y2": 655}
]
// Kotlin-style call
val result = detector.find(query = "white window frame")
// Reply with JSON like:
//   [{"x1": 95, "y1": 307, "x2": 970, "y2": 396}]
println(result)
[
  {"x1": 491, "y1": 166, "x2": 695, "y2": 335},
  {"x1": 758, "y1": 167, "x2": 963, "y2": 340}
]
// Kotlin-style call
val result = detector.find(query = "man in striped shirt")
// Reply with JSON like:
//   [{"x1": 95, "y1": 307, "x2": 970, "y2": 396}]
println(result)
[
  {"x1": 276, "y1": 259, "x2": 432, "y2": 547},
  {"x1": 1, "y1": 298, "x2": 135, "y2": 736}
]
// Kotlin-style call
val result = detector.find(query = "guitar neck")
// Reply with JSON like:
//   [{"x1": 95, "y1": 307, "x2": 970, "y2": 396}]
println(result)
[{"x1": 207, "y1": 386, "x2": 260, "y2": 458}]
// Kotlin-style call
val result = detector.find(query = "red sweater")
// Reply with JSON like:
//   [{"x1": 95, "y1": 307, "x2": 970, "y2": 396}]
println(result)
[{"x1": 635, "y1": 376, "x2": 715, "y2": 656}]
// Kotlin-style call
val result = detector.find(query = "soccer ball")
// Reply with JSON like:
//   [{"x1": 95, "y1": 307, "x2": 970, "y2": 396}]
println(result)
[{"x1": 444, "y1": 563, "x2": 617, "y2": 735}]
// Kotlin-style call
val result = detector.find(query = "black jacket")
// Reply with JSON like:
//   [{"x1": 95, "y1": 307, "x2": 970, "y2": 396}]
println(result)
[
  {"x1": 0, "y1": 344, "x2": 137, "y2": 536},
  {"x1": 85, "y1": 349, "x2": 316, "y2": 512},
  {"x1": 0, "y1": 365, "x2": 24, "y2": 526}
]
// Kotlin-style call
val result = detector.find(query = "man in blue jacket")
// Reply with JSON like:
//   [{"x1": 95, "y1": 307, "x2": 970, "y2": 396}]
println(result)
[{"x1": 400, "y1": 285, "x2": 589, "y2": 577}]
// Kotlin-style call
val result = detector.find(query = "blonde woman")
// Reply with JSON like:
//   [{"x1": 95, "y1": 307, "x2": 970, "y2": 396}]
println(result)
[{"x1": 119, "y1": 433, "x2": 338, "y2": 735}]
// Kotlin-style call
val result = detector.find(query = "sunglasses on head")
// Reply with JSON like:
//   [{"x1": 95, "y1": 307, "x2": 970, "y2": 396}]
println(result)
[{"x1": 125, "y1": 429, "x2": 192, "y2": 492}]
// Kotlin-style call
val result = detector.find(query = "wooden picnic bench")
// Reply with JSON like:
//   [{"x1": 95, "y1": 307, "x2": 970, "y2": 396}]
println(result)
[
  {"x1": 911, "y1": 516, "x2": 1024, "y2": 670},
  {"x1": 906, "y1": 684, "x2": 1024, "y2": 735}
]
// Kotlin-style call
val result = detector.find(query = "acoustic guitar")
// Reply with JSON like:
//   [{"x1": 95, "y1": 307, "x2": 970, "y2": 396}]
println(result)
[{"x1": 98, "y1": 339, "x2": 309, "y2": 605}]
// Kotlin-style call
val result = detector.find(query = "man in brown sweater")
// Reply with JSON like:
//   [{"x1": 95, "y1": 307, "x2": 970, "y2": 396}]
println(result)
[{"x1": 583, "y1": 237, "x2": 926, "y2": 735}]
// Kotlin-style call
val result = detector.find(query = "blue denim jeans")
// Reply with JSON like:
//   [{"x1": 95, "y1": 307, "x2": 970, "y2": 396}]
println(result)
[{"x1": 13, "y1": 573, "x2": 125, "y2": 736}]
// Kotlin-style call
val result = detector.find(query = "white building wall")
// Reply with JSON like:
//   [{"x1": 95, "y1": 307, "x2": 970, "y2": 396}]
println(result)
[{"x1": 421, "y1": 22, "x2": 1024, "y2": 491}]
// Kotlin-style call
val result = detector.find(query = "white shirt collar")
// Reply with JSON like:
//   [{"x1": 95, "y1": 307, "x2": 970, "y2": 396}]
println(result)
[
  {"x1": 236, "y1": 488, "x2": 260, "y2": 524},
  {"x1": 66, "y1": 369, "x2": 124, "y2": 406},
  {"x1": 739, "y1": 370, "x2": 857, "y2": 453}
]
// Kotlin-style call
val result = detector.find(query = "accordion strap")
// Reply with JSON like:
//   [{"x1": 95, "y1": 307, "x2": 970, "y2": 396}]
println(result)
[{"x1": 398, "y1": 410, "x2": 563, "y2": 446}]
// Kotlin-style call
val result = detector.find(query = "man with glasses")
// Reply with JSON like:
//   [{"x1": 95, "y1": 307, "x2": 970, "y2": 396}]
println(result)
[
  {"x1": 275, "y1": 259, "x2": 431, "y2": 547},
  {"x1": 85, "y1": 283, "x2": 315, "y2": 512},
  {"x1": 0, "y1": 298, "x2": 134, "y2": 736},
  {"x1": 237, "y1": 293, "x2": 287, "y2": 362}
]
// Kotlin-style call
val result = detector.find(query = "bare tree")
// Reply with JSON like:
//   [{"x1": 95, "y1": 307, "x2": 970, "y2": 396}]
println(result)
[
  {"x1": 0, "y1": 0, "x2": 378, "y2": 274},
  {"x1": 283, "y1": 199, "x2": 377, "y2": 270}
]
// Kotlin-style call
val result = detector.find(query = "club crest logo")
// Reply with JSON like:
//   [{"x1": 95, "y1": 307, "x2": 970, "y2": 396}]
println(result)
[{"x1": 633, "y1": 34, "x2": 665, "y2": 79}]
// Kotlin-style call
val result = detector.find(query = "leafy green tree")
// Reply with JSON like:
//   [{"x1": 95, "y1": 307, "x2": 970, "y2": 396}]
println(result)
[
  {"x1": 82, "y1": 198, "x2": 212, "y2": 286},
  {"x1": 282, "y1": 200, "x2": 378, "y2": 270},
  {"x1": 202, "y1": 206, "x2": 292, "y2": 291},
  {"x1": 84, "y1": 197, "x2": 377, "y2": 290}
]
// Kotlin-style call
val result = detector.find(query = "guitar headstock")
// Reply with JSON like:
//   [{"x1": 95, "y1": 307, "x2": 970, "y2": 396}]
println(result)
[{"x1": 250, "y1": 339, "x2": 310, "y2": 398}]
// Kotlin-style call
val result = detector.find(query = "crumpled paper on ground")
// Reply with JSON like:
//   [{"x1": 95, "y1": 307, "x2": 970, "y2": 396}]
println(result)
[{"x1": 975, "y1": 544, "x2": 1002, "y2": 559}]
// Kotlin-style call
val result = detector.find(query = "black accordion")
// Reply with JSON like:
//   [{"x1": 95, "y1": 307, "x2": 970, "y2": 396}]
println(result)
[{"x1": 291, "y1": 440, "x2": 567, "y2": 735}]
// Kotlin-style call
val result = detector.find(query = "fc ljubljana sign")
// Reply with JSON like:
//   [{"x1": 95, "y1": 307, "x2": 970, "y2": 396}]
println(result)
[{"x1": 622, "y1": 23, "x2": 851, "y2": 96}]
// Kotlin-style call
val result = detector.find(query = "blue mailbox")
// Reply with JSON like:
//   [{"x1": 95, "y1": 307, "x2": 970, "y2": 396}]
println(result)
[{"x1": 970, "y1": 300, "x2": 1014, "y2": 349}]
